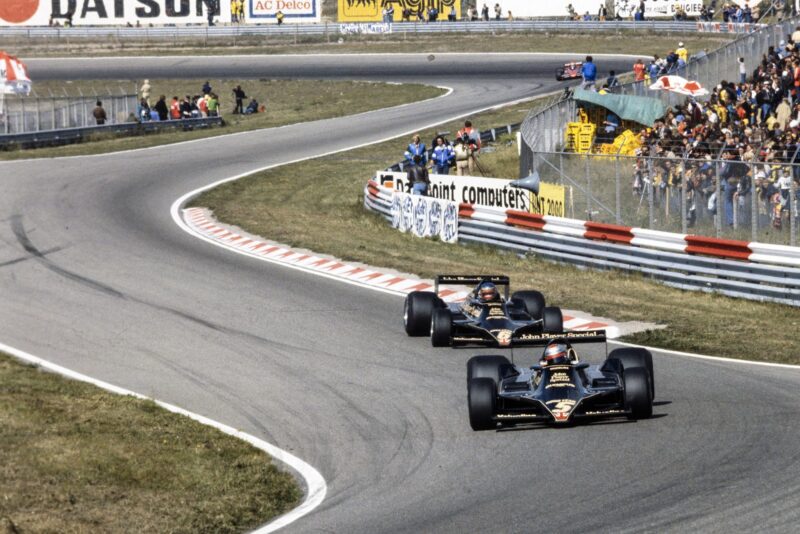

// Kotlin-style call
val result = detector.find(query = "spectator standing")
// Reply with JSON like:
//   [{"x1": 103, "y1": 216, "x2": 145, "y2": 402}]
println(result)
[
  {"x1": 276, "y1": 10, "x2": 284, "y2": 24},
  {"x1": 738, "y1": 57, "x2": 747, "y2": 84},
  {"x1": 202, "y1": 80, "x2": 212, "y2": 96},
  {"x1": 448, "y1": 5, "x2": 457, "y2": 21},
  {"x1": 494, "y1": 3, "x2": 501, "y2": 20},
  {"x1": 633, "y1": 58, "x2": 646, "y2": 82},
  {"x1": 598, "y1": 3, "x2": 607, "y2": 21},
  {"x1": 140, "y1": 79, "x2": 151, "y2": 104},
  {"x1": 407, "y1": 155, "x2": 430, "y2": 195},
  {"x1": 453, "y1": 137, "x2": 471, "y2": 176},
  {"x1": 180, "y1": 95, "x2": 193, "y2": 118},
  {"x1": 428, "y1": 6, "x2": 438, "y2": 21},
  {"x1": 404, "y1": 135, "x2": 428, "y2": 165},
  {"x1": 207, "y1": 93, "x2": 220, "y2": 117},
  {"x1": 92, "y1": 101, "x2": 107, "y2": 125},
  {"x1": 431, "y1": 136, "x2": 455, "y2": 175},
  {"x1": 481, "y1": 3, "x2": 489, "y2": 21},
  {"x1": 198, "y1": 94, "x2": 209, "y2": 117},
  {"x1": 169, "y1": 96, "x2": 181, "y2": 120},
  {"x1": 581, "y1": 56, "x2": 597, "y2": 91},
  {"x1": 607, "y1": 70, "x2": 620, "y2": 88},
  {"x1": 402, "y1": 8, "x2": 411, "y2": 21},
  {"x1": 676, "y1": 42, "x2": 689, "y2": 63},
  {"x1": 232, "y1": 85, "x2": 247, "y2": 114},
  {"x1": 137, "y1": 98, "x2": 150, "y2": 122},
  {"x1": 154, "y1": 95, "x2": 169, "y2": 121}
]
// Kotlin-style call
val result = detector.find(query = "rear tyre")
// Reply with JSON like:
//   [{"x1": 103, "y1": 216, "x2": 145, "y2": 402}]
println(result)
[
  {"x1": 430, "y1": 308, "x2": 452, "y2": 347},
  {"x1": 623, "y1": 367, "x2": 653, "y2": 419},
  {"x1": 511, "y1": 290, "x2": 545, "y2": 320},
  {"x1": 468, "y1": 378, "x2": 497, "y2": 431},
  {"x1": 542, "y1": 306, "x2": 564, "y2": 334},
  {"x1": 467, "y1": 355, "x2": 514, "y2": 387},
  {"x1": 608, "y1": 347, "x2": 655, "y2": 399},
  {"x1": 404, "y1": 292, "x2": 439, "y2": 336}
]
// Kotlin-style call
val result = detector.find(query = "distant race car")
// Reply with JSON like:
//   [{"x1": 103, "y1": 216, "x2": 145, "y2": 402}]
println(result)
[
  {"x1": 403, "y1": 275, "x2": 563, "y2": 347},
  {"x1": 555, "y1": 61, "x2": 583, "y2": 81},
  {"x1": 466, "y1": 330, "x2": 655, "y2": 430}
]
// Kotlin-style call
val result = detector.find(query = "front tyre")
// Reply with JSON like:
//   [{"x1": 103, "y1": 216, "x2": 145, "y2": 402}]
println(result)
[
  {"x1": 542, "y1": 306, "x2": 564, "y2": 334},
  {"x1": 511, "y1": 290, "x2": 545, "y2": 320},
  {"x1": 468, "y1": 378, "x2": 497, "y2": 431},
  {"x1": 431, "y1": 308, "x2": 452, "y2": 347},
  {"x1": 404, "y1": 292, "x2": 439, "y2": 336},
  {"x1": 608, "y1": 347, "x2": 655, "y2": 399},
  {"x1": 623, "y1": 367, "x2": 653, "y2": 419},
  {"x1": 467, "y1": 355, "x2": 513, "y2": 387}
]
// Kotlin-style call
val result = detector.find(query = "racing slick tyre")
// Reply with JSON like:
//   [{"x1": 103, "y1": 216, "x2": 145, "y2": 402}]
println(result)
[
  {"x1": 608, "y1": 347, "x2": 654, "y2": 400},
  {"x1": 541, "y1": 306, "x2": 564, "y2": 334},
  {"x1": 431, "y1": 308, "x2": 452, "y2": 347},
  {"x1": 623, "y1": 367, "x2": 653, "y2": 419},
  {"x1": 404, "y1": 291, "x2": 440, "y2": 336},
  {"x1": 511, "y1": 290, "x2": 545, "y2": 320},
  {"x1": 468, "y1": 378, "x2": 497, "y2": 431},
  {"x1": 467, "y1": 355, "x2": 514, "y2": 388}
]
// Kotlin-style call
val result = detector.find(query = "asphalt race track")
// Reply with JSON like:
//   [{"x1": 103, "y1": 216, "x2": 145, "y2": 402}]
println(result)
[{"x1": 3, "y1": 54, "x2": 800, "y2": 532}]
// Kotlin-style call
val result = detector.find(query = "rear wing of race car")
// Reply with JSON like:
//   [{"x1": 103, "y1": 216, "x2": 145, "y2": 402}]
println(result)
[
  {"x1": 435, "y1": 274, "x2": 510, "y2": 299},
  {"x1": 515, "y1": 329, "x2": 607, "y2": 346}
]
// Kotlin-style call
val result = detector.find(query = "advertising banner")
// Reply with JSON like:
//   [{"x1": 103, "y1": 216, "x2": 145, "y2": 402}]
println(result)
[
  {"x1": 391, "y1": 191, "x2": 459, "y2": 243},
  {"x1": 0, "y1": 0, "x2": 319, "y2": 26},
  {"x1": 615, "y1": 0, "x2": 703, "y2": 18},
  {"x1": 339, "y1": 22, "x2": 392, "y2": 34},
  {"x1": 338, "y1": 0, "x2": 460, "y2": 22},
  {"x1": 249, "y1": 0, "x2": 320, "y2": 23},
  {"x1": 380, "y1": 171, "x2": 565, "y2": 217}
]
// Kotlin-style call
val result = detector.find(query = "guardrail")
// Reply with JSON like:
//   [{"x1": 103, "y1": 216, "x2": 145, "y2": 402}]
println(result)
[
  {"x1": 363, "y1": 179, "x2": 800, "y2": 307},
  {"x1": 0, "y1": 116, "x2": 224, "y2": 150},
  {"x1": 0, "y1": 20, "x2": 758, "y2": 41}
]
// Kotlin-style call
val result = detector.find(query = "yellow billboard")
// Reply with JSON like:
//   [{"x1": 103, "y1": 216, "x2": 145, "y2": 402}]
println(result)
[
  {"x1": 529, "y1": 182, "x2": 566, "y2": 218},
  {"x1": 338, "y1": 0, "x2": 461, "y2": 22}
]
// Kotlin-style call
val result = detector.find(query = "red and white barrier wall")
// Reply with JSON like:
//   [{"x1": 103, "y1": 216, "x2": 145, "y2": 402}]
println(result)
[{"x1": 366, "y1": 179, "x2": 800, "y2": 268}]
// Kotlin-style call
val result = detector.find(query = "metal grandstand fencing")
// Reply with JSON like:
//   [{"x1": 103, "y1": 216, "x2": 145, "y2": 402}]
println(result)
[{"x1": 1, "y1": 89, "x2": 137, "y2": 134}]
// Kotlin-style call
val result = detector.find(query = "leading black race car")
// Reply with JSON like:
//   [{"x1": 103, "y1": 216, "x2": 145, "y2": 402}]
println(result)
[
  {"x1": 466, "y1": 330, "x2": 655, "y2": 430},
  {"x1": 403, "y1": 275, "x2": 563, "y2": 347}
]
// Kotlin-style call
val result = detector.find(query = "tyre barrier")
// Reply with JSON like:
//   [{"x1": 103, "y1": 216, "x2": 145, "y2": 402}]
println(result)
[{"x1": 364, "y1": 180, "x2": 800, "y2": 306}]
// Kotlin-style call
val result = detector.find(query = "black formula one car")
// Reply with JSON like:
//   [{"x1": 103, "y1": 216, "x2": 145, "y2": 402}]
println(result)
[
  {"x1": 466, "y1": 330, "x2": 655, "y2": 430},
  {"x1": 403, "y1": 275, "x2": 563, "y2": 348},
  {"x1": 555, "y1": 61, "x2": 583, "y2": 81}
]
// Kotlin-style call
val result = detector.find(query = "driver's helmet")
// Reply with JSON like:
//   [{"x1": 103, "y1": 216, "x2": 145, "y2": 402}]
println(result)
[
  {"x1": 477, "y1": 282, "x2": 499, "y2": 302},
  {"x1": 541, "y1": 339, "x2": 576, "y2": 366}
]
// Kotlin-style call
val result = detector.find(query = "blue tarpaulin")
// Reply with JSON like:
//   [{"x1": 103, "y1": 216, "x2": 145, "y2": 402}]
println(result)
[{"x1": 572, "y1": 89, "x2": 668, "y2": 127}]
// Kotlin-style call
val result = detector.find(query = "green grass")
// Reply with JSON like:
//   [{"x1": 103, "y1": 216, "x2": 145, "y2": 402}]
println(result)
[
  {"x1": 191, "y1": 99, "x2": 800, "y2": 365},
  {"x1": 0, "y1": 79, "x2": 444, "y2": 160},
  {"x1": 0, "y1": 352, "x2": 300, "y2": 533}
]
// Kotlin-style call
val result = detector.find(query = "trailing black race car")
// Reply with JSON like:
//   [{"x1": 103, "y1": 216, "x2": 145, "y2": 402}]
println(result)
[
  {"x1": 555, "y1": 61, "x2": 583, "y2": 81},
  {"x1": 403, "y1": 275, "x2": 563, "y2": 347},
  {"x1": 466, "y1": 330, "x2": 655, "y2": 430}
]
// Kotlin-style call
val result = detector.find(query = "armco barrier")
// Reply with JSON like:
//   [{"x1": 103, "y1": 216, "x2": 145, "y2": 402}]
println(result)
[
  {"x1": 363, "y1": 180, "x2": 800, "y2": 306},
  {"x1": 0, "y1": 21, "x2": 756, "y2": 41}
]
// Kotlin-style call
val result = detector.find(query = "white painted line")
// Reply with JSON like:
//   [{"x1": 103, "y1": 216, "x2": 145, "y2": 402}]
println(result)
[
  {"x1": 610, "y1": 339, "x2": 800, "y2": 370},
  {"x1": 0, "y1": 341, "x2": 327, "y2": 533}
]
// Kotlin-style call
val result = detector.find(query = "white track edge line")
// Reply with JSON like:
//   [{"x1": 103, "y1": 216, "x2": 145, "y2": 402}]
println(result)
[
  {"x1": 0, "y1": 341, "x2": 327, "y2": 534},
  {"x1": 610, "y1": 340, "x2": 800, "y2": 370}
]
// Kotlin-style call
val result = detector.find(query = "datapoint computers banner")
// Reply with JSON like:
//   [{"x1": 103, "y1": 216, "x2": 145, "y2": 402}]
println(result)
[
  {"x1": 338, "y1": 0, "x2": 461, "y2": 22},
  {"x1": 0, "y1": 0, "x2": 320, "y2": 26}
]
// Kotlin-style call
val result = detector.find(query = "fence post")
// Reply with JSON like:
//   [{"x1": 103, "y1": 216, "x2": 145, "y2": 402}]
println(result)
[
  {"x1": 791, "y1": 171, "x2": 797, "y2": 247},
  {"x1": 751, "y1": 163, "x2": 757, "y2": 242},
  {"x1": 648, "y1": 158, "x2": 655, "y2": 229},
  {"x1": 681, "y1": 161, "x2": 687, "y2": 234},
  {"x1": 715, "y1": 160, "x2": 722, "y2": 237},
  {"x1": 615, "y1": 154, "x2": 621, "y2": 224},
  {"x1": 585, "y1": 155, "x2": 592, "y2": 220}
]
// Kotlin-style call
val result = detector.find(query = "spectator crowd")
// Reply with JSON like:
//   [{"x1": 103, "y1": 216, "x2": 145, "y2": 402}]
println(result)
[
  {"x1": 626, "y1": 33, "x2": 800, "y2": 230},
  {"x1": 135, "y1": 80, "x2": 262, "y2": 123}
]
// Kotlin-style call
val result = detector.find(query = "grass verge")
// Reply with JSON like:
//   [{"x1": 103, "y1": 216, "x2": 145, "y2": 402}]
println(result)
[
  {"x1": 10, "y1": 31, "x2": 733, "y2": 58},
  {"x1": 191, "y1": 99, "x2": 800, "y2": 365},
  {"x1": 0, "y1": 79, "x2": 444, "y2": 160},
  {"x1": 0, "y1": 352, "x2": 300, "y2": 533}
]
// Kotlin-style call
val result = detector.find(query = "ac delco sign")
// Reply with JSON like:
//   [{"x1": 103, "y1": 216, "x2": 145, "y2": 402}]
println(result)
[{"x1": 0, "y1": 0, "x2": 215, "y2": 25}]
